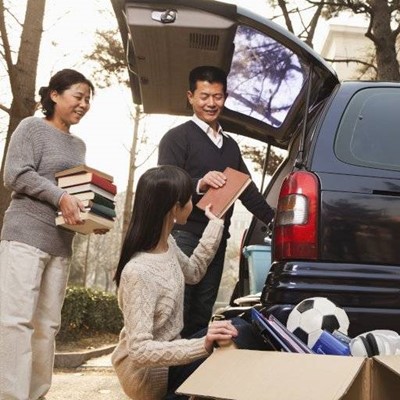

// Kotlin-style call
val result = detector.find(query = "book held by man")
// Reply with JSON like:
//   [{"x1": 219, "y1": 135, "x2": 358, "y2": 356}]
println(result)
[{"x1": 196, "y1": 167, "x2": 251, "y2": 217}]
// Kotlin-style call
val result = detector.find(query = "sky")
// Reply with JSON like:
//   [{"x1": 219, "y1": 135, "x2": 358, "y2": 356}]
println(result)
[{"x1": 1, "y1": 0, "x2": 307, "y2": 191}]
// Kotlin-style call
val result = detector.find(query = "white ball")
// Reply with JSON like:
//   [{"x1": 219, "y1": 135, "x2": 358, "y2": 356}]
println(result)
[
  {"x1": 286, "y1": 297, "x2": 350, "y2": 348},
  {"x1": 350, "y1": 330, "x2": 400, "y2": 357}
]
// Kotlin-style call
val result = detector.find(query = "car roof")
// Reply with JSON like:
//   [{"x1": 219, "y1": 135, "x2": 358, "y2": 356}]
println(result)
[{"x1": 118, "y1": 0, "x2": 339, "y2": 149}]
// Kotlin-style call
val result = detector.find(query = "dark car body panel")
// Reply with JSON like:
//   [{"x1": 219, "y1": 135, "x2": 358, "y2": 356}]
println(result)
[
  {"x1": 258, "y1": 82, "x2": 400, "y2": 336},
  {"x1": 308, "y1": 83, "x2": 400, "y2": 266},
  {"x1": 262, "y1": 260, "x2": 400, "y2": 337}
]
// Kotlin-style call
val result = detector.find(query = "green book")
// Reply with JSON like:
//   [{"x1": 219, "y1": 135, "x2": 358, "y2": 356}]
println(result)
[
  {"x1": 84, "y1": 203, "x2": 116, "y2": 219},
  {"x1": 73, "y1": 191, "x2": 115, "y2": 209}
]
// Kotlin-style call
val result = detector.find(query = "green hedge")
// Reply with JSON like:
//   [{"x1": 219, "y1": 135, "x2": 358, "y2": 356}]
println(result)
[{"x1": 58, "y1": 286, "x2": 123, "y2": 342}]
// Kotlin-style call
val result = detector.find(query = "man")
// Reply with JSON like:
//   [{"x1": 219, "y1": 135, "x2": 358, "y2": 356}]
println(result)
[{"x1": 158, "y1": 65, "x2": 274, "y2": 337}]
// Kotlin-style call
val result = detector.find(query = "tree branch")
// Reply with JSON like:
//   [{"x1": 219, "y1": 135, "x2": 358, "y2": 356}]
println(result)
[
  {"x1": 307, "y1": 0, "x2": 372, "y2": 14},
  {"x1": 277, "y1": 0, "x2": 295, "y2": 33},
  {"x1": 324, "y1": 57, "x2": 378, "y2": 73},
  {"x1": 391, "y1": 22, "x2": 400, "y2": 39},
  {"x1": 0, "y1": 102, "x2": 10, "y2": 114},
  {"x1": 0, "y1": 0, "x2": 15, "y2": 79},
  {"x1": 305, "y1": 0, "x2": 325, "y2": 47}
]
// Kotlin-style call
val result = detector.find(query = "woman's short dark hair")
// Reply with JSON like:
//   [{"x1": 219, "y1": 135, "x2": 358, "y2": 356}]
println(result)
[
  {"x1": 114, "y1": 165, "x2": 193, "y2": 286},
  {"x1": 38, "y1": 69, "x2": 95, "y2": 117},
  {"x1": 189, "y1": 65, "x2": 227, "y2": 93}
]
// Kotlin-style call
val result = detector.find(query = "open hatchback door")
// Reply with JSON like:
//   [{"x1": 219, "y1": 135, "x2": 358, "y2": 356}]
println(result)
[{"x1": 117, "y1": 0, "x2": 339, "y2": 149}]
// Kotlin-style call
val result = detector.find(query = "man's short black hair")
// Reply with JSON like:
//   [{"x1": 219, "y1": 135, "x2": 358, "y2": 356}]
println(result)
[{"x1": 189, "y1": 65, "x2": 227, "y2": 93}]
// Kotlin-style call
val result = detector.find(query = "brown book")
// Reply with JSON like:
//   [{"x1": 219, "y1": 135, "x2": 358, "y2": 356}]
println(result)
[
  {"x1": 196, "y1": 167, "x2": 251, "y2": 218},
  {"x1": 55, "y1": 211, "x2": 114, "y2": 235},
  {"x1": 55, "y1": 164, "x2": 113, "y2": 183}
]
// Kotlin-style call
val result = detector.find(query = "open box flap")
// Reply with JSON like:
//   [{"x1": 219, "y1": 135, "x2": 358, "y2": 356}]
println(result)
[
  {"x1": 373, "y1": 355, "x2": 400, "y2": 374},
  {"x1": 369, "y1": 356, "x2": 400, "y2": 400},
  {"x1": 177, "y1": 349, "x2": 366, "y2": 400}
]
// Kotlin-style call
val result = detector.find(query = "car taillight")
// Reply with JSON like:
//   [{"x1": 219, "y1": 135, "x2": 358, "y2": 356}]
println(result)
[{"x1": 274, "y1": 171, "x2": 319, "y2": 260}]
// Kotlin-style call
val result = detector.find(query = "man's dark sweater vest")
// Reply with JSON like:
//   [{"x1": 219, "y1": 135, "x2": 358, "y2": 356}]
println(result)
[{"x1": 159, "y1": 121, "x2": 274, "y2": 239}]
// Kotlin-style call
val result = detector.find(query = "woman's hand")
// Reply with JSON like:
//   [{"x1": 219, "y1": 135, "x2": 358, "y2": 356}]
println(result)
[
  {"x1": 204, "y1": 319, "x2": 238, "y2": 354},
  {"x1": 58, "y1": 192, "x2": 85, "y2": 225}
]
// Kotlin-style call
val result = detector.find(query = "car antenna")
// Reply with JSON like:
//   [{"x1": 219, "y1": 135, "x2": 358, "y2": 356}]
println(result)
[{"x1": 260, "y1": 143, "x2": 271, "y2": 193}]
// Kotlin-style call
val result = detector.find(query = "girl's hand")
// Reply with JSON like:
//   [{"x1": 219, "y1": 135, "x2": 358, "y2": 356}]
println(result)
[
  {"x1": 204, "y1": 204, "x2": 222, "y2": 221},
  {"x1": 204, "y1": 320, "x2": 238, "y2": 353}
]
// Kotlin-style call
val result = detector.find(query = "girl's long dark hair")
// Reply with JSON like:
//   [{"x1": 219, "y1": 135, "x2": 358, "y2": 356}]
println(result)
[{"x1": 114, "y1": 165, "x2": 193, "y2": 287}]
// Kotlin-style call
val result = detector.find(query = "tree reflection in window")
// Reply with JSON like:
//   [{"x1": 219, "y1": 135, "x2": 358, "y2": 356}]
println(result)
[{"x1": 225, "y1": 25, "x2": 307, "y2": 128}]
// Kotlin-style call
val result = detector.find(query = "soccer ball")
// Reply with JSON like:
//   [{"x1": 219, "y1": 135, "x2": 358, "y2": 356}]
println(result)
[{"x1": 286, "y1": 297, "x2": 350, "y2": 348}]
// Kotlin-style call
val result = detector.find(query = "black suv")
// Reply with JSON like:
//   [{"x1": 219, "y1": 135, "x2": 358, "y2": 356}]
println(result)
[
  {"x1": 249, "y1": 82, "x2": 400, "y2": 336},
  {"x1": 118, "y1": 0, "x2": 400, "y2": 336}
]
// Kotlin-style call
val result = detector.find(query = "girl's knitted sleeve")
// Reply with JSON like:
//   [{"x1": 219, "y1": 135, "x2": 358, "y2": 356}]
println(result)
[{"x1": 176, "y1": 218, "x2": 224, "y2": 284}]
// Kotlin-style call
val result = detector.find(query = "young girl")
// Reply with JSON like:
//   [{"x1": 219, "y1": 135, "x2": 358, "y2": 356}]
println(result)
[{"x1": 112, "y1": 165, "x2": 239, "y2": 400}]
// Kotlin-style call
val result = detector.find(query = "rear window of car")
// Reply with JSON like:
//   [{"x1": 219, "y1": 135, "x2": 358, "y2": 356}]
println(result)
[
  {"x1": 335, "y1": 87, "x2": 400, "y2": 172},
  {"x1": 225, "y1": 25, "x2": 307, "y2": 128}
]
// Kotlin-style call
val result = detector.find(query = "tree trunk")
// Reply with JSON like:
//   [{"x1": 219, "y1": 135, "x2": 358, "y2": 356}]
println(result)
[
  {"x1": 83, "y1": 235, "x2": 91, "y2": 287},
  {"x1": 0, "y1": 0, "x2": 47, "y2": 230},
  {"x1": 122, "y1": 104, "x2": 141, "y2": 240},
  {"x1": 368, "y1": 0, "x2": 400, "y2": 81}
]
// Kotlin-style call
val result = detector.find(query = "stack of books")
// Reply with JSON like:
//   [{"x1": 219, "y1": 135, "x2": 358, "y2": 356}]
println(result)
[{"x1": 55, "y1": 165, "x2": 117, "y2": 235}]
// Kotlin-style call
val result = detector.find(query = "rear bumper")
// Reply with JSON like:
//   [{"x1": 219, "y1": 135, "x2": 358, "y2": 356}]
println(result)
[{"x1": 262, "y1": 261, "x2": 400, "y2": 336}]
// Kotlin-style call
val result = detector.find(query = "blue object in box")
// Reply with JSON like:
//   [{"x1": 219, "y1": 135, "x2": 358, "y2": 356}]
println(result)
[
  {"x1": 312, "y1": 330, "x2": 351, "y2": 356},
  {"x1": 242, "y1": 245, "x2": 272, "y2": 294}
]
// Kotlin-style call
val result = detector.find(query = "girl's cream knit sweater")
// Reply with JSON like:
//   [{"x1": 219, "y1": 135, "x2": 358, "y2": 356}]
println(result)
[{"x1": 112, "y1": 219, "x2": 223, "y2": 400}]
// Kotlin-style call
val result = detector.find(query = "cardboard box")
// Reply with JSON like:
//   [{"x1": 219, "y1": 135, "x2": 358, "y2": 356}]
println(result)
[{"x1": 177, "y1": 349, "x2": 400, "y2": 399}]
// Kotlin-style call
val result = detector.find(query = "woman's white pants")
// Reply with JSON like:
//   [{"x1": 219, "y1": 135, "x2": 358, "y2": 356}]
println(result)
[{"x1": 0, "y1": 241, "x2": 70, "y2": 400}]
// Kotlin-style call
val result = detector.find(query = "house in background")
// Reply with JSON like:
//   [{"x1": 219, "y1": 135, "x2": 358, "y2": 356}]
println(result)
[{"x1": 316, "y1": 16, "x2": 373, "y2": 80}]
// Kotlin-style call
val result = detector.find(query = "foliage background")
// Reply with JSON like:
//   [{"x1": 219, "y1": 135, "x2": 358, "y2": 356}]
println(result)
[{"x1": 58, "y1": 286, "x2": 123, "y2": 342}]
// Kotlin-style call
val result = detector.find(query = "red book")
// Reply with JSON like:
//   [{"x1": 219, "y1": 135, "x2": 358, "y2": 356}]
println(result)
[
  {"x1": 196, "y1": 167, "x2": 251, "y2": 218},
  {"x1": 57, "y1": 172, "x2": 117, "y2": 195}
]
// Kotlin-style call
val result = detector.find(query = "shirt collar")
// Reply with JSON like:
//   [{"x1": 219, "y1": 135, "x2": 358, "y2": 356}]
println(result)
[{"x1": 192, "y1": 114, "x2": 228, "y2": 138}]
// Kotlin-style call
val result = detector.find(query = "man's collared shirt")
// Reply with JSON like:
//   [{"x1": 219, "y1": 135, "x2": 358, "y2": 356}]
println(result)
[
  {"x1": 192, "y1": 114, "x2": 227, "y2": 149},
  {"x1": 191, "y1": 115, "x2": 228, "y2": 194}
]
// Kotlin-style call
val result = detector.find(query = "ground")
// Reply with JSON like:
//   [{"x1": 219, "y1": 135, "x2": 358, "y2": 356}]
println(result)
[{"x1": 56, "y1": 332, "x2": 119, "y2": 352}]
